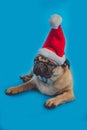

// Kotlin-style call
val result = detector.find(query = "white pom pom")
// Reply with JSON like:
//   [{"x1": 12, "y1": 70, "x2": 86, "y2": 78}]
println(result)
[{"x1": 49, "y1": 14, "x2": 62, "y2": 29}]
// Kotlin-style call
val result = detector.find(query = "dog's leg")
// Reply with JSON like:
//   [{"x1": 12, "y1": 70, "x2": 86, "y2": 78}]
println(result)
[
  {"x1": 45, "y1": 87, "x2": 75, "y2": 109},
  {"x1": 20, "y1": 74, "x2": 33, "y2": 82},
  {"x1": 5, "y1": 79, "x2": 37, "y2": 95},
  {"x1": 20, "y1": 68, "x2": 33, "y2": 82}
]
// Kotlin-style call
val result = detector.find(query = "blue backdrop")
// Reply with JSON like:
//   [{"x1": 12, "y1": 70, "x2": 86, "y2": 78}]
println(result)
[{"x1": 0, "y1": 0, "x2": 87, "y2": 130}]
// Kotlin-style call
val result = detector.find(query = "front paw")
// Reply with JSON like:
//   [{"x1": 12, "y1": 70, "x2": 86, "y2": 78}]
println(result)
[
  {"x1": 5, "y1": 87, "x2": 19, "y2": 95},
  {"x1": 45, "y1": 98, "x2": 57, "y2": 109},
  {"x1": 20, "y1": 75, "x2": 32, "y2": 82}
]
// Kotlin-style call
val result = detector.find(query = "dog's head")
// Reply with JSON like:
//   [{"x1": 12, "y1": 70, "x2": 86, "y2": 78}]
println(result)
[{"x1": 33, "y1": 55, "x2": 70, "y2": 80}]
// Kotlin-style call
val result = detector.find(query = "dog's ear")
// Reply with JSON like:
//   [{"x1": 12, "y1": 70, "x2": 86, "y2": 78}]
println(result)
[
  {"x1": 34, "y1": 55, "x2": 39, "y2": 61},
  {"x1": 62, "y1": 59, "x2": 70, "y2": 69}
]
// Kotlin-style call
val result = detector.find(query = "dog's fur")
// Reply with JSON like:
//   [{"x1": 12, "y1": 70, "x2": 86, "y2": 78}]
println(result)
[{"x1": 5, "y1": 55, "x2": 75, "y2": 109}]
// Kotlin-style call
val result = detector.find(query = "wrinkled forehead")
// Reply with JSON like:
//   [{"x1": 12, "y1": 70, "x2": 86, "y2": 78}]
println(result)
[{"x1": 34, "y1": 55, "x2": 58, "y2": 65}]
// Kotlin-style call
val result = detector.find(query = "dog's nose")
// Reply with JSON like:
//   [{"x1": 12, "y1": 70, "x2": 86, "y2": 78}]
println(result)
[
  {"x1": 39, "y1": 62, "x2": 48, "y2": 72},
  {"x1": 39, "y1": 62, "x2": 44, "y2": 68}
]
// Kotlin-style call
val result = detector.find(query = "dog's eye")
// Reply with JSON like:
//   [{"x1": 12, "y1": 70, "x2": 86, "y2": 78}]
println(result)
[
  {"x1": 34, "y1": 60, "x2": 38, "y2": 64},
  {"x1": 50, "y1": 64, "x2": 54, "y2": 66},
  {"x1": 48, "y1": 63, "x2": 55, "y2": 67}
]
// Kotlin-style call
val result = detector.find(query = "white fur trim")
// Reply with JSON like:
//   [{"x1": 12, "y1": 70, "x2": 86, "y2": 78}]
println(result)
[
  {"x1": 38, "y1": 48, "x2": 65, "y2": 65},
  {"x1": 49, "y1": 14, "x2": 62, "y2": 29}
]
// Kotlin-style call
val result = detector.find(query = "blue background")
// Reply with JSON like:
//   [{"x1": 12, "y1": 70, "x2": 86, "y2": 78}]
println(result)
[{"x1": 0, "y1": 0, "x2": 87, "y2": 130}]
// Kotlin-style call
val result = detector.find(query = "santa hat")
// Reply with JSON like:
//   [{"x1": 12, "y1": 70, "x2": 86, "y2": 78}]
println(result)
[{"x1": 38, "y1": 14, "x2": 66, "y2": 65}]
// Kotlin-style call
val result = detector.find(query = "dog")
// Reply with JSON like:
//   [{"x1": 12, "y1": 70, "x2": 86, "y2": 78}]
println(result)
[{"x1": 5, "y1": 55, "x2": 75, "y2": 109}]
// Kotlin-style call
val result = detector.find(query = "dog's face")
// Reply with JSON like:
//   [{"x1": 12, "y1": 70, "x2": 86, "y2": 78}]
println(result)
[{"x1": 33, "y1": 55, "x2": 63, "y2": 79}]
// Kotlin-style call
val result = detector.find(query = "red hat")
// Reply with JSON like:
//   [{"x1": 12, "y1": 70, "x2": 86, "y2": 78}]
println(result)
[{"x1": 38, "y1": 14, "x2": 66, "y2": 65}]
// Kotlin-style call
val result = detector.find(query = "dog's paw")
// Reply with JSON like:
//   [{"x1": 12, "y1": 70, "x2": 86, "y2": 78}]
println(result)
[
  {"x1": 20, "y1": 75, "x2": 31, "y2": 82},
  {"x1": 45, "y1": 98, "x2": 57, "y2": 109},
  {"x1": 5, "y1": 87, "x2": 19, "y2": 95}
]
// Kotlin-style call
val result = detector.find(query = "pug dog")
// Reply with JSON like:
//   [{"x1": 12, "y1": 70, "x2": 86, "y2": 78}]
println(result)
[
  {"x1": 5, "y1": 55, "x2": 75, "y2": 109},
  {"x1": 5, "y1": 14, "x2": 75, "y2": 109}
]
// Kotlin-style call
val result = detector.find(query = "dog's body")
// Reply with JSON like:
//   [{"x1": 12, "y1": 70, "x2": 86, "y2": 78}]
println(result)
[{"x1": 6, "y1": 55, "x2": 75, "y2": 109}]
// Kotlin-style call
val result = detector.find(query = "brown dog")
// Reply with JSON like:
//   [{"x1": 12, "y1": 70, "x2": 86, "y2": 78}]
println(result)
[{"x1": 5, "y1": 55, "x2": 75, "y2": 109}]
